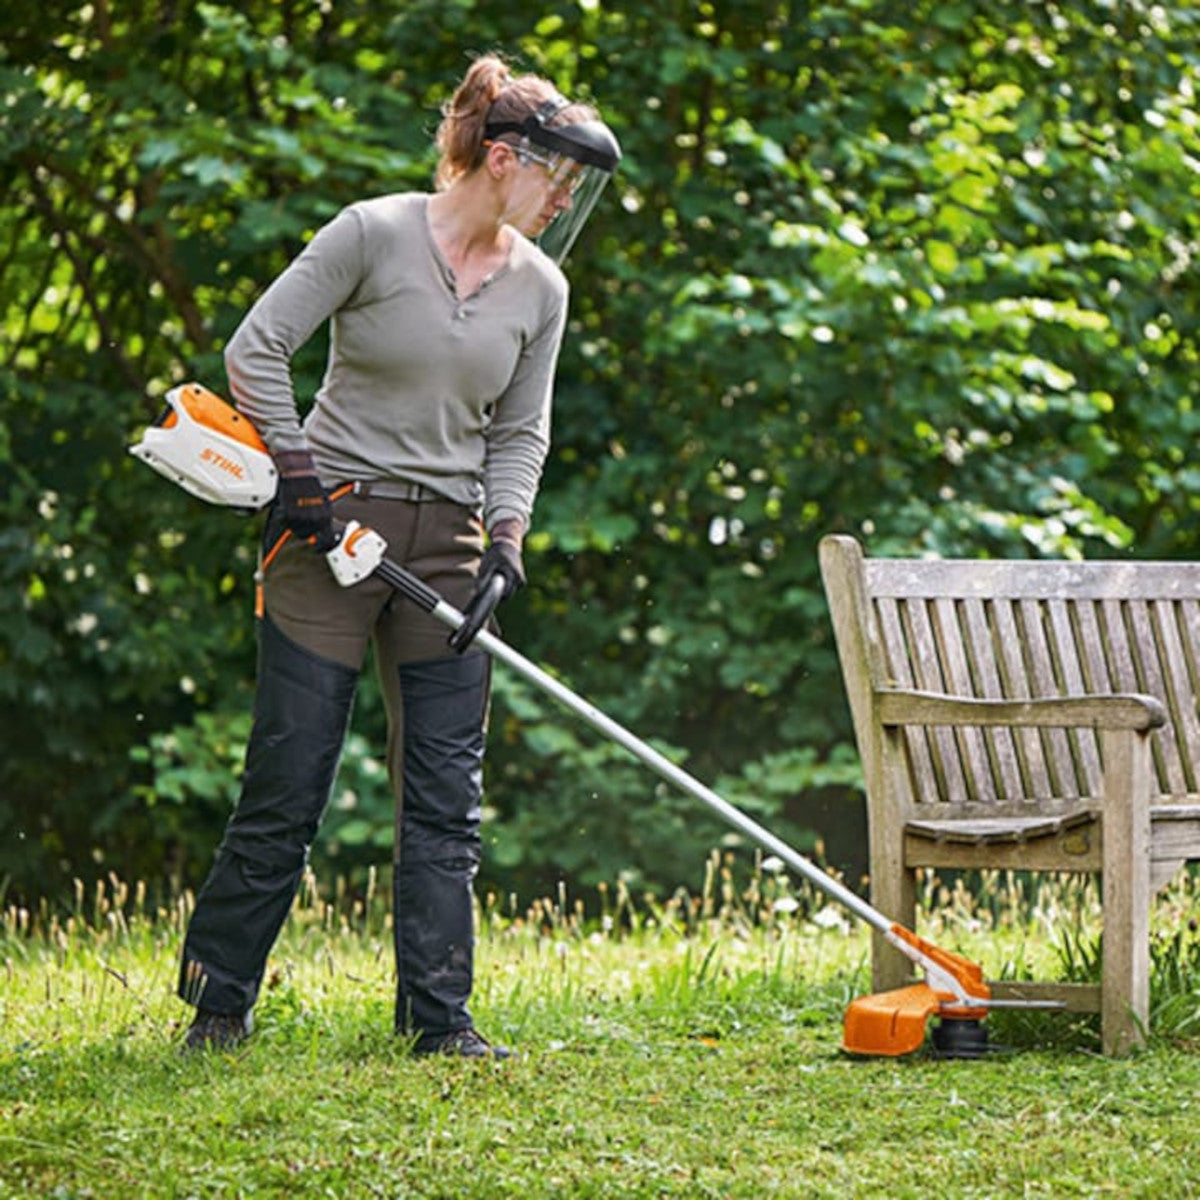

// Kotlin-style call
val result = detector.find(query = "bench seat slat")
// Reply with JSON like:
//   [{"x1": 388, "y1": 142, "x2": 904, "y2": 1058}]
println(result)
[{"x1": 906, "y1": 812, "x2": 1094, "y2": 844}]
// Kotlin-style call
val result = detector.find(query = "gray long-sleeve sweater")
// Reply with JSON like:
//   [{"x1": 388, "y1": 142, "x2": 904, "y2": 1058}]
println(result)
[{"x1": 224, "y1": 192, "x2": 568, "y2": 529}]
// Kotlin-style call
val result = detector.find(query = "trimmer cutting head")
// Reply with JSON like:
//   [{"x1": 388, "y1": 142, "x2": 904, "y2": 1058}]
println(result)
[
  {"x1": 930, "y1": 1015, "x2": 995, "y2": 1059},
  {"x1": 841, "y1": 927, "x2": 1005, "y2": 1058},
  {"x1": 842, "y1": 985, "x2": 997, "y2": 1058}
]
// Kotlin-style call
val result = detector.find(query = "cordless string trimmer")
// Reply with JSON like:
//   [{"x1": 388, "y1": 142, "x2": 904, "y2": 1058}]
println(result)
[{"x1": 132, "y1": 382, "x2": 1059, "y2": 1057}]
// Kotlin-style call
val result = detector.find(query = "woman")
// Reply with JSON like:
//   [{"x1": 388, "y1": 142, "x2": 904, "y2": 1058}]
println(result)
[{"x1": 178, "y1": 54, "x2": 620, "y2": 1057}]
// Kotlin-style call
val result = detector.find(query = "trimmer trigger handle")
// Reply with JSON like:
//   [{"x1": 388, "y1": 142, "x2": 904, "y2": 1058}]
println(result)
[
  {"x1": 325, "y1": 519, "x2": 388, "y2": 586},
  {"x1": 449, "y1": 573, "x2": 507, "y2": 653}
]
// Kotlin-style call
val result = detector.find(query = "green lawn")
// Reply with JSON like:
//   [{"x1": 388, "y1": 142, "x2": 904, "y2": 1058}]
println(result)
[{"x1": 3, "y1": 867, "x2": 1200, "y2": 1198}]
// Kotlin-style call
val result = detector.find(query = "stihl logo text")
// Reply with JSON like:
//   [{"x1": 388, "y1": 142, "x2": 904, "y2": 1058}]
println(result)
[{"x1": 200, "y1": 448, "x2": 246, "y2": 479}]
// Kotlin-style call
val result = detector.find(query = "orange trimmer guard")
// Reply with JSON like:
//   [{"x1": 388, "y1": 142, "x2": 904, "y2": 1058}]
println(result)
[{"x1": 843, "y1": 983, "x2": 944, "y2": 1056}]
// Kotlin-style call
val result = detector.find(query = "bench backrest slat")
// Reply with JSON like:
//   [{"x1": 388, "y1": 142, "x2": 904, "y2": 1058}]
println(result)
[
  {"x1": 1046, "y1": 598, "x2": 1104, "y2": 798},
  {"x1": 931, "y1": 597, "x2": 998, "y2": 802},
  {"x1": 875, "y1": 597, "x2": 943, "y2": 802},
  {"x1": 905, "y1": 596, "x2": 973, "y2": 801},
  {"x1": 994, "y1": 598, "x2": 1058, "y2": 800},
  {"x1": 864, "y1": 559, "x2": 1200, "y2": 601},
  {"x1": 1126, "y1": 599, "x2": 1184, "y2": 794},
  {"x1": 1018, "y1": 597, "x2": 1080, "y2": 797},
  {"x1": 960, "y1": 597, "x2": 1026, "y2": 800},
  {"x1": 837, "y1": 547, "x2": 1200, "y2": 807},
  {"x1": 1151, "y1": 599, "x2": 1200, "y2": 794}
]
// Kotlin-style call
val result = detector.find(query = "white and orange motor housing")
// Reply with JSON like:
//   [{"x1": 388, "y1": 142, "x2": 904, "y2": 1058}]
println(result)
[{"x1": 130, "y1": 382, "x2": 278, "y2": 509}]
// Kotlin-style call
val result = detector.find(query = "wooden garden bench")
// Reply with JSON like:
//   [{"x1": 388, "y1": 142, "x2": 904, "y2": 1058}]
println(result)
[{"x1": 819, "y1": 533, "x2": 1200, "y2": 1054}]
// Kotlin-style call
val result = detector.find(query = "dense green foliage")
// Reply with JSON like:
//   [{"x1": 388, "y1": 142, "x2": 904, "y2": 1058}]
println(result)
[{"x1": 3, "y1": 1, "x2": 1198, "y2": 904}]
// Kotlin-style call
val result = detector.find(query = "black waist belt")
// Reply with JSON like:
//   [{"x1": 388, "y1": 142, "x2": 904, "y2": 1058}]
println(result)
[{"x1": 346, "y1": 480, "x2": 447, "y2": 502}]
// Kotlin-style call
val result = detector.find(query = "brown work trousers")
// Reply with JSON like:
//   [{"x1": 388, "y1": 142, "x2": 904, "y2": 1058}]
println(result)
[{"x1": 179, "y1": 489, "x2": 492, "y2": 1037}]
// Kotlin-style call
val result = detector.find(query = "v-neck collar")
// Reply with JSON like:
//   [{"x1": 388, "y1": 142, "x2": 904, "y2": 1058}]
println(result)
[{"x1": 422, "y1": 195, "x2": 514, "y2": 303}]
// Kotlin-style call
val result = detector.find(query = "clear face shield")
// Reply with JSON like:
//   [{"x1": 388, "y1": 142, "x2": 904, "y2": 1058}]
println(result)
[{"x1": 486, "y1": 98, "x2": 622, "y2": 265}]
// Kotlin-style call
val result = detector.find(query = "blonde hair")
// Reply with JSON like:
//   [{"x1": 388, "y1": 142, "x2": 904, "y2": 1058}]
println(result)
[{"x1": 434, "y1": 53, "x2": 598, "y2": 190}]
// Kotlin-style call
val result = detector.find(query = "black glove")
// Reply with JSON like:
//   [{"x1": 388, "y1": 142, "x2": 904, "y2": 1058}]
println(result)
[
  {"x1": 275, "y1": 450, "x2": 337, "y2": 552},
  {"x1": 476, "y1": 536, "x2": 525, "y2": 600},
  {"x1": 448, "y1": 526, "x2": 525, "y2": 653}
]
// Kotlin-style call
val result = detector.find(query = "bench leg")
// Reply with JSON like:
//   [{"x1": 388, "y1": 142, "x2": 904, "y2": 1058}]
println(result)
[
  {"x1": 1100, "y1": 728, "x2": 1152, "y2": 1056},
  {"x1": 870, "y1": 862, "x2": 917, "y2": 994}
]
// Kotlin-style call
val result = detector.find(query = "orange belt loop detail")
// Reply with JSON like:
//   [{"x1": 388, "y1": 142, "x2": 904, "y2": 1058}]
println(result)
[{"x1": 255, "y1": 529, "x2": 291, "y2": 620}]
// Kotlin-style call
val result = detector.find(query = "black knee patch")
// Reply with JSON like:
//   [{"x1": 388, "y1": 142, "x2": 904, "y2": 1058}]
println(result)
[
  {"x1": 225, "y1": 615, "x2": 360, "y2": 868},
  {"x1": 397, "y1": 654, "x2": 488, "y2": 859}
]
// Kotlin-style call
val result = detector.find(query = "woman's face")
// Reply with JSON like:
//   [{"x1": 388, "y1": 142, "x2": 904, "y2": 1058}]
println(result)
[{"x1": 495, "y1": 144, "x2": 579, "y2": 239}]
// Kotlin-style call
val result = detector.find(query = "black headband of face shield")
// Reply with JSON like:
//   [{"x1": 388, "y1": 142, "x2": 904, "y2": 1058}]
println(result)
[{"x1": 484, "y1": 97, "x2": 620, "y2": 172}]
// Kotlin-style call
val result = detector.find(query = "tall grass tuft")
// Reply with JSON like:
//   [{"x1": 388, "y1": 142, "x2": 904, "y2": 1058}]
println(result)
[{"x1": 6, "y1": 857, "x2": 1200, "y2": 1058}]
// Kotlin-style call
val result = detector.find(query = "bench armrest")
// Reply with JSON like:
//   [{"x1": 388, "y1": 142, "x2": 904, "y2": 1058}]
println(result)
[{"x1": 876, "y1": 688, "x2": 1166, "y2": 732}]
